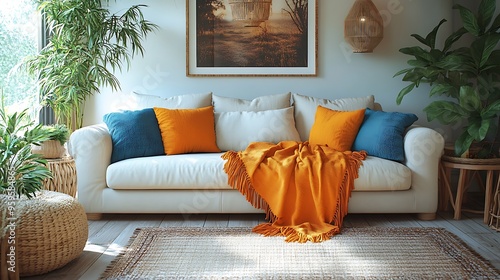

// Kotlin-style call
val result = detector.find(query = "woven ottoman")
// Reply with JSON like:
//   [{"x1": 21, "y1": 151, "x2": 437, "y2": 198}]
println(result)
[{"x1": 0, "y1": 191, "x2": 88, "y2": 276}]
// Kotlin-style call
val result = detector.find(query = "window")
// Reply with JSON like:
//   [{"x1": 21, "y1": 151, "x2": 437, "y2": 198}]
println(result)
[{"x1": 0, "y1": 0, "x2": 41, "y2": 120}]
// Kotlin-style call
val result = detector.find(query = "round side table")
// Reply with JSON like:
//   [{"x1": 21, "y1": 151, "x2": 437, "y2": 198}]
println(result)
[
  {"x1": 439, "y1": 157, "x2": 500, "y2": 223},
  {"x1": 44, "y1": 157, "x2": 77, "y2": 197}
]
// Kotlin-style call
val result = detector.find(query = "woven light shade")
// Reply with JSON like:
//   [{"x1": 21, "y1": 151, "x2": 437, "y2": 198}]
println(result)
[{"x1": 344, "y1": 0, "x2": 384, "y2": 53}]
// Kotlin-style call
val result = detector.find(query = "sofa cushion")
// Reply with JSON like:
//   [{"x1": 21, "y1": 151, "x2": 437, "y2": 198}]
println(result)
[
  {"x1": 292, "y1": 93, "x2": 375, "y2": 141},
  {"x1": 354, "y1": 156, "x2": 411, "y2": 191},
  {"x1": 309, "y1": 106, "x2": 365, "y2": 151},
  {"x1": 353, "y1": 108, "x2": 418, "y2": 162},
  {"x1": 213, "y1": 93, "x2": 291, "y2": 112},
  {"x1": 106, "y1": 153, "x2": 411, "y2": 191},
  {"x1": 103, "y1": 108, "x2": 165, "y2": 163},
  {"x1": 107, "y1": 153, "x2": 232, "y2": 190},
  {"x1": 154, "y1": 106, "x2": 221, "y2": 155},
  {"x1": 130, "y1": 92, "x2": 213, "y2": 110},
  {"x1": 215, "y1": 107, "x2": 301, "y2": 151}
]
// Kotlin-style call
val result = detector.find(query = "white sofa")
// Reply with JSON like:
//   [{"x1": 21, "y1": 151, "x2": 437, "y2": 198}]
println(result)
[{"x1": 68, "y1": 92, "x2": 444, "y2": 220}]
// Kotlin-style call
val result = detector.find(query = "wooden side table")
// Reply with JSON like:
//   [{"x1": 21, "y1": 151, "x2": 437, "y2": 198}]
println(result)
[
  {"x1": 439, "y1": 158, "x2": 500, "y2": 223},
  {"x1": 44, "y1": 157, "x2": 77, "y2": 197}
]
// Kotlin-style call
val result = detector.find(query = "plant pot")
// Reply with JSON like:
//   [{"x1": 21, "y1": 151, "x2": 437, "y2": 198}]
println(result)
[{"x1": 31, "y1": 140, "x2": 66, "y2": 159}]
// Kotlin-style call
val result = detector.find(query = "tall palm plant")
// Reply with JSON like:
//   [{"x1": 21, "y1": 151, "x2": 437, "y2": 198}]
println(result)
[{"x1": 24, "y1": 0, "x2": 158, "y2": 130}]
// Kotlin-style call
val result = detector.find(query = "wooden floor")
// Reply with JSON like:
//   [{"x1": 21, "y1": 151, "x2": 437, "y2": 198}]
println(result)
[{"x1": 22, "y1": 209, "x2": 500, "y2": 280}]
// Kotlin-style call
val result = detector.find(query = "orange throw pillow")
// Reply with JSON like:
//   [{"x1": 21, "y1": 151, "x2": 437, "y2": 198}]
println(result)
[
  {"x1": 308, "y1": 106, "x2": 366, "y2": 151},
  {"x1": 153, "y1": 106, "x2": 221, "y2": 155}
]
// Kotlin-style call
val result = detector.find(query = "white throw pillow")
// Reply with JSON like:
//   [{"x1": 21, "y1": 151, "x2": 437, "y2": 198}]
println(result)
[
  {"x1": 215, "y1": 107, "x2": 301, "y2": 151},
  {"x1": 292, "y1": 93, "x2": 375, "y2": 141},
  {"x1": 213, "y1": 93, "x2": 291, "y2": 112},
  {"x1": 127, "y1": 92, "x2": 213, "y2": 110}
]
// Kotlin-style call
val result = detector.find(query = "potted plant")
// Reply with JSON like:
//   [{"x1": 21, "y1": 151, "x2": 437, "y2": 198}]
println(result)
[
  {"x1": 31, "y1": 124, "x2": 70, "y2": 159},
  {"x1": 0, "y1": 108, "x2": 52, "y2": 198},
  {"x1": 23, "y1": 0, "x2": 158, "y2": 130},
  {"x1": 0, "y1": 106, "x2": 52, "y2": 279},
  {"x1": 394, "y1": 0, "x2": 500, "y2": 158}
]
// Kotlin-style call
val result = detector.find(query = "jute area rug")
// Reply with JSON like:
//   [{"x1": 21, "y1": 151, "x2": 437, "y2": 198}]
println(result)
[{"x1": 101, "y1": 227, "x2": 499, "y2": 279}]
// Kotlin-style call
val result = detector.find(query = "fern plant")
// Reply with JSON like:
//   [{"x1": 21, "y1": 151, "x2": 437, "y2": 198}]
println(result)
[
  {"x1": 0, "y1": 108, "x2": 52, "y2": 199},
  {"x1": 395, "y1": 0, "x2": 500, "y2": 158},
  {"x1": 24, "y1": 0, "x2": 158, "y2": 130}
]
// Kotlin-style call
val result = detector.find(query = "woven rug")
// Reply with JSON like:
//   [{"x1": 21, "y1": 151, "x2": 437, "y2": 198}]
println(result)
[{"x1": 101, "y1": 227, "x2": 499, "y2": 279}]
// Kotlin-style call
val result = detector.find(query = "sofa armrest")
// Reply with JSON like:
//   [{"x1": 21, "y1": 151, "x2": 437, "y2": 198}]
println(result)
[
  {"x1": 67, "y1": 123, "x2": 112, "y2": 213},
  {"x1": 404, "y1": 126, "x2": 445, "y2": 214}
]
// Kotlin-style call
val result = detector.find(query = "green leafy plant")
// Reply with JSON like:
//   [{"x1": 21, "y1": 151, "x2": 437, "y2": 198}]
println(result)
[
  {"x1": 40, "y1": 124, "x2": 69, "y2": 145},
  {"x1": 395, "y1": 0, "x2": 500, "y2": 158},
  {"x1": 24, "y1": 0, "x2": 158, "y2": 130},
  {"x1": 0, "y1": 107, "x2": 52, "y2": 199}
]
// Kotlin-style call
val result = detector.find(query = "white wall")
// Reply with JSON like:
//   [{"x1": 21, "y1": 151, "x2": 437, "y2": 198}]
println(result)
[{"x1": 87, "y1": 0, "x2": 460, "y2": 140}]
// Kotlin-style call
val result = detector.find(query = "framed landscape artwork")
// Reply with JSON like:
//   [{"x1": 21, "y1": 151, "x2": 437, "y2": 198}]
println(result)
[{"x1": 186, "y1": 0, "x2": 317, "y2": 76}]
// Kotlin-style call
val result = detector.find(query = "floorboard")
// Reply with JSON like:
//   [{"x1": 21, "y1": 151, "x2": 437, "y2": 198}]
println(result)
[{"x1": 21, "y1": 211, "x2": 500, "y2": 280}]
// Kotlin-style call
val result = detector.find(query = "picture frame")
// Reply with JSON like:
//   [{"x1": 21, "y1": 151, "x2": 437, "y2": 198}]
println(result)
[{"x1": 186, "y1": 0, "x2": 317, "y2": 77}]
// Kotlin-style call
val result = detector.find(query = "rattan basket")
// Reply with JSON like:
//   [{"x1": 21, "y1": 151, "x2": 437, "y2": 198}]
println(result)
[{"x1": 0, "y1": 191, "x2": 87, "y2": 276}]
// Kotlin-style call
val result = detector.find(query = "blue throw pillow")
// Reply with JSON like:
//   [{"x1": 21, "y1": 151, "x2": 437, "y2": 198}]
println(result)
[
  {"x1": 104, "y1": 108, "x2": 165, "y2": 163},
  {"x1": 352, "y1": 108, "x2": 418, "y2": 162}
]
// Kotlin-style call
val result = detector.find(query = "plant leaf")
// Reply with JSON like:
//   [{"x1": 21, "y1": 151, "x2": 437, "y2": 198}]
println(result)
[
  {"x1": 399, "y1": 46, "x2": 433, "y2": 62},
  {"x1": 489, "y1": 12, "x2": 500, "y2": 32},
  {"x1": 429, "y1": 84, "x2": 454, "y2": 97},
  {"x1": 467, "y1": 118, "x2": 491, "y2": 141},
  {"x1": 410, "y1": 33, "x2": 428, "y2": 47},
  {"x1": 454, "y1": 4, "x2": 481, "y2": 36},
  {"x1": 424, "y1": 101, "x2": 465, "y2": 124},
  {"x1": 393, "y1": 68, "x2": 412, "y2": 78},
  {"x1": 443, "y1": 27, "x2": 467, "y2": 53},
  {"x1": 435, "y1": 54, "x2": 467, "y2": 71},
  {"x1": 396, "y1": 83, "x2": 415, "y2": 105},
  {"x1": 482, "y1": 99, "x2": 500, "y2": 118},
  {"x1": 459, "y1": 86, "x2": 482, "y2": 112},
  {"x1": 471, "y1": 33, "x2": 500, "y2": 68},
  {"x1": 478, "y1": 0, "x2": 496, "y2": 31},
  {"x1": 426, "y1": 19, "x2": 447, "y2": 49},
  {"x1": 407, "y1": 59, "x2": 429, "y2": 67},
  {"x1": 455, "y1": 131, "x2": 475, "y2": 157}
]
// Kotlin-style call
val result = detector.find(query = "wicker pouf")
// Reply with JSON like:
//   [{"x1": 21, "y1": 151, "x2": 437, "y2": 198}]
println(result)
[{"x1": 0, "y1": 191, "x2": 88, "y2": 276}]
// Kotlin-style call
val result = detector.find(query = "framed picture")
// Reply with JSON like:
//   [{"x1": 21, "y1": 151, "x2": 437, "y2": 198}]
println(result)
[{"x1": 186, "y1": 0, "x2": 317, "y2": 77}]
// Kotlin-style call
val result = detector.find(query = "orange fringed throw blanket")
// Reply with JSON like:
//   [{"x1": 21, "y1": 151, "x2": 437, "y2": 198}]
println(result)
[{"x1": 222, "y1": 141, "x2": 366, "y2": 243}]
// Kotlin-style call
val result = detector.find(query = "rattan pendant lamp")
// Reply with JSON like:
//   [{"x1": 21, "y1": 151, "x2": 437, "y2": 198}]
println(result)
[{"x1": 344, "y1": 0, "x2": 384, "y2": 53}]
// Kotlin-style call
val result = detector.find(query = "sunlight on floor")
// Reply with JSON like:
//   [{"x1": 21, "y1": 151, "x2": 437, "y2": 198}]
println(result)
[
  {"x1": 84, "y1": 242, "x2": 125, "y2": 257},
  {"x1": 216, "y1": 234, "x2": 391, "y2": 277}
]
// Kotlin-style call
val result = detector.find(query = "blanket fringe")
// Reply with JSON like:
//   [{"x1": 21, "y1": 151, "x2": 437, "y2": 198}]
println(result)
[
  {"x1": 222, "y1": 151, "x2": 276, "y2": 222},
  {"x1": 330, "y1": 150, "x2": 367, "y2": 232},
  {"x1": 253, "y1": 223, "x2": 341, "y2": 243}
]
